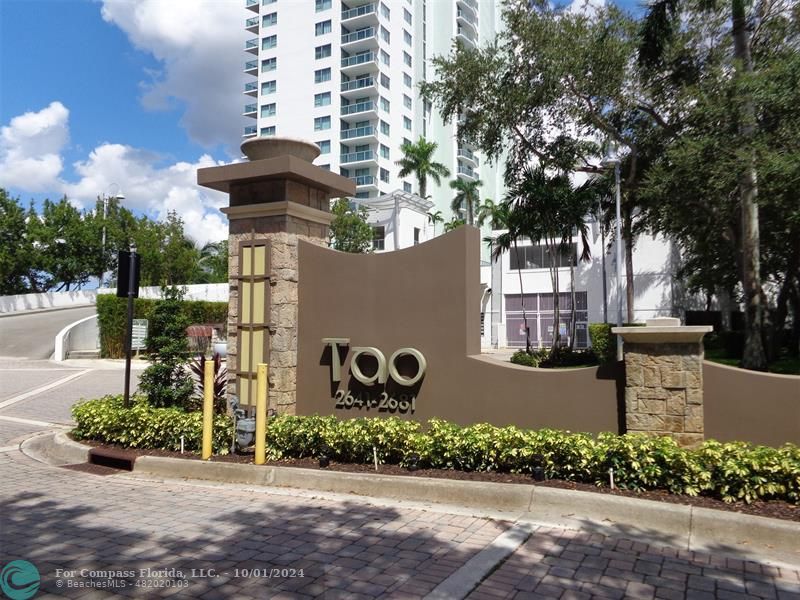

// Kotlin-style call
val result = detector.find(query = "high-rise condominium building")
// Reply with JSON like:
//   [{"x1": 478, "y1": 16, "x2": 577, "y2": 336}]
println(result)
[{"x1": 242, "y1": 0, "x2": 503, "y2": 226}]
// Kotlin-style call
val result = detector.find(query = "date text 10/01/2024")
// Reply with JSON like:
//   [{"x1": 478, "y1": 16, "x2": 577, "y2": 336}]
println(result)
[{"x1": 334, "y1": 390, "x2": 417, "y2": 413}]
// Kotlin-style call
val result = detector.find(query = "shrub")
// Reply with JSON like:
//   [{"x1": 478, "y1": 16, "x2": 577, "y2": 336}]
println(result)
[
  {"x1": 96, "y1": 293, "x2": 227, "y2": 358},
  {"x1": 188, "y1": 353, "x2": 228, "y2": 413},
  {"x1": 510, "y1": 349, "x2": 538, "y2": 367},
  {"x1": 589, "y1": 323, "x2": 614, "y2": 363},
  {"x1": 71, "y1": 402, "x2": 800, "y2": 505},
  {"x1": 72, "y1": 396, "x2": 232, "y2": 454},
  {"x1": 138, "y1": 286, "x2": 194, "y2": 409}
]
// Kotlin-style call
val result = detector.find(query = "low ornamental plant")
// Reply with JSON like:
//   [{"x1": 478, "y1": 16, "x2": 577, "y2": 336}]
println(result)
[{"x1": 71, "y1": 399, "x2": 800, "y2": 505}]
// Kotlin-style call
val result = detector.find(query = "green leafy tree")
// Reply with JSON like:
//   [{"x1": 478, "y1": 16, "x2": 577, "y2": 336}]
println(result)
[
  {"x1": 198, "y1": 240, "x2": 229, "y2": 283},
  {"x1": 449, "y1": 177, "x2": 482, "y2": 225},
  {"x1": 138, "y1": 286, "x2": 194, "y2": 409},
  {"x1": 329, "y1": 198, "x2": 374, "y2": 253},
  {"x1": 0, "y1": 190, "x2": 35, "y2": 294},
  {"x1": 427, "y1": 210, "x2": 444, "y2": 237},
  {"x1": 396, "y1": 137, "x2": 451, "y2": 199}
]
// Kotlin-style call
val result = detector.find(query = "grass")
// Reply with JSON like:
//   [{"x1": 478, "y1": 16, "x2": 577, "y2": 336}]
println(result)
[{"x1": 705, "y1": 348, "x2": 800, "y2": 375}]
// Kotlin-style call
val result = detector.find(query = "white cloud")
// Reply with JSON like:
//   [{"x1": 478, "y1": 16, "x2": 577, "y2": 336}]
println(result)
[
  {"x1": 0, "y1": 102, "x2": 69, "y2": 191},
  {"x1": 567, "y1": 0, "x2": 606, "y2": 16},
  {"x1": 63, "y1": 143, "x2": 230, "y2": 246},
  {"x1": 1, "y1": 103, "x2": 231, "y2": 246},
  {"x1": 100, "y1": 0, "x2": 247, "y2": 152}
]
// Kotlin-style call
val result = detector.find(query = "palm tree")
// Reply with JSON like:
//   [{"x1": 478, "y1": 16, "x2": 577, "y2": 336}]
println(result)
[
  {"x1": 427, "y1": 210, "x2": 444, "y2": 237},
  {"x1": 396, "y1": 137, "x2": 450, "y2": 199},
  {"x1": 482, "y1": 200, "x2": 533, "y2": 354},
  {"x1": 199, "y1": 240, "x2": 229, "y2": 283},
  {"x1": 449, "y1": 177, "x2": 482, "y2": 225}
]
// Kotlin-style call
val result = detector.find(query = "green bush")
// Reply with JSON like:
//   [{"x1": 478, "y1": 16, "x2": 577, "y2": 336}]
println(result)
[
  {"x1": 72, "y1": 396, "x2": 232, "y2": 454},
  {"x1": 71, "y1": 401, "x2": 800, "y2": 504},
  {"x1": 96, "y1": 293, "x2": 227, "y2": 358},
  {"x1": 589, "y1": 323, "x2": 614, "y2": 363},
  {"x1": 510, "y1": 349, "x2": 539, "y2": 367}
]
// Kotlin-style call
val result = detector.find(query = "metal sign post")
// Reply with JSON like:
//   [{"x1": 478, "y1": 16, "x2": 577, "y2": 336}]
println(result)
[{"x1": 117, "y1": 245, "x2": 140, "y2": 408}]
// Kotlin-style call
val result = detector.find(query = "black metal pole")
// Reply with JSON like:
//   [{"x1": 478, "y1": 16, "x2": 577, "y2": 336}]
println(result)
[{"x1": 123, "y1": 244, "x2": 136, "y2": 408}]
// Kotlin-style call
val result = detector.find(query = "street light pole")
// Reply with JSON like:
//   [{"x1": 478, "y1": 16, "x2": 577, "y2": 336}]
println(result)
[
  {"x1": 123, "y1": 242, "x2": 137, "y2": 409},
  {"x1": 613, "y1": 162, "x2": 623, "y2": 361}
]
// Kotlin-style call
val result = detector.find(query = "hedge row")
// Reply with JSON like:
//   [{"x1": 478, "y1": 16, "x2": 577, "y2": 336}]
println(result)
[
  {"x1": 72, "y1": 396, "x2": 233, "y2": 454},
  {"x1": 71, "y1": 397, "x2": 800, "y2": 504},
  {"x1": 96, "y1": 293, "x2": 228, "y2": 358}
]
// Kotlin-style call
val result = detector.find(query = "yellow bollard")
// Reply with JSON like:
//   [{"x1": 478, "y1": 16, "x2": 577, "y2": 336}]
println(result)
[
  {"x1": 255, "y1": 363, "x2": 268, "y2": 465},
  {"x1": 201, "y1": 359, "x2": 214, "y2": 460}
]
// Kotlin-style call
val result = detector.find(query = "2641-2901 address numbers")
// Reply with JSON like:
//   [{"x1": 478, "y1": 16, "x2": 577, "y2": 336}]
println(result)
[{"x1": 334, "y1": 390, "x2": 416, "y2": 413}]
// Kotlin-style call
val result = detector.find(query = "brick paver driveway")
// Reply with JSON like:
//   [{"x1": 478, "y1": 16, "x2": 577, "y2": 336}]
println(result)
[{"x1": 1, "y1": 447, "x2": 798, "y2": 600}]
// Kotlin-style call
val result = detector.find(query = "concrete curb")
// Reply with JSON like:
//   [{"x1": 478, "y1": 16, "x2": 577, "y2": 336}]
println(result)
[{"x1": 30, "y1": 432, "x2": 800, "y2": 567}]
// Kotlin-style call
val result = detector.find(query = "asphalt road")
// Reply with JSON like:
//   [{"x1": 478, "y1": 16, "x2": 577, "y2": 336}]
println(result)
[{"x1": 0, "y1": 306, "x2": 97, "y2": 359}]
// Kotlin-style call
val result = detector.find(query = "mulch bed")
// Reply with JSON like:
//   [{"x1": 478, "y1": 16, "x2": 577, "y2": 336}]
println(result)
[{"x1": 72, "y1": 437, "x2": 800, "y2": 523}]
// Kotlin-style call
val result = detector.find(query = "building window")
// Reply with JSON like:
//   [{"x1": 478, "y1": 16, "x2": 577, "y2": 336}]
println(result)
[
  {"x1": 380, "y1": 26, "x2": 390, "y2": 43},
  {"x1": 404, "y1": 30, "x2": 412, "y2": 45},
  {"x1": 262, "y1": 35, "x2": 277, "y2": 50},
  {"x1": 261, "y1": 57, "x2": 276, "y2": 72},
  {"x1": 403, "y1": 73, "x2": 412, "y2": 87},
  {"x1": 314, "y1": 92, "x2": 331, "y2": 106},
  {"x1": 404, "y1": 8, "x2": 412, "y2": 24},
  {"x1": 504, "y1": 292, "x2": 589, "y2": 349},
  {"x1": 380, "y1": 120, "x2": 390, "y2": 135},
  {"x1": 314, "y1": 116, "x2": 331, "y2": 131},
  {"x1": 261, "y1": 80, "x2": 277, "y2": 95},
  {"x1": 403, "y1": 52, "x2": 412, "y2": 67},
  {"x1": 380, "y1": 2, "x2": 390, "y2": 18},
  {"x1": 380, "y1": 50, "x2": 390, "y2": 65},
  {"x1": 380, "y1": 144, "x2": 389, "y2": 159},
  {"x1": 380, "y1": 168, "x2": 389, "y2": 183},
  {"x1": 509, "y1": 244, "x2": 578, "y2": 270},
  {"x1": 413, "y1": 227, "x2": 420, "y2": 245},
  {"x1": 372, "y1": 226, "x2": 385, "y2": 251},
  {"x1": 403, "y1": 181, "x2": 412, "y2": 193},
  {"x1": 380, "y1": 73, "x2": 390, "y2": 89},
  {"x1": 403, "y1": 116, "x2": 412, "y2": 130},
  {"x1": 315, "y1": 20, "x2": 332, "y2": 35},
  {"x1": 403, "y1": 94, "x2": 412, "y2": 109},
  {"x1": 315, "y1": 0, "x2": 331, "y2": 11},
  {"x1": 262, "y1": 12, "x2": 277, "y2": 27},
  {"x1": 260, "y1": 103, "x2": 276, "y2": 118},
  {"x1": 380, "y1": 97, "x2": 390, "y2": 112},
  {"x1": 314, "y1": 68, "x2": 331, "y2": 83},
  {"x1": 403, "y1": 137, "x2": 411, "y2": 146},
  {"x1": 315, "y1": 44, "x2": 331, "y2": 59},
  {"x1": 260, "y1": 126, "x2": 276, "y2": 136},
  {"x1": 318, "y1": 140, "x2": 331, "y2": 154}
]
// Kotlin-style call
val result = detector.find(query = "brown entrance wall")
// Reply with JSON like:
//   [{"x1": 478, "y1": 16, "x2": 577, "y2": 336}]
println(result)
[
  {"x1": 704, "y1": 362, "x2": 800, "y2": 446},
  {"x1": 297, "y1": 227, "x2": 621, "y2": 433}
]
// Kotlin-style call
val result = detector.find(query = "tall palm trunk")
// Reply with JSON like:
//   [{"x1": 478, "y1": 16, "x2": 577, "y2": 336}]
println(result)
[
  {"x1": 547, "y1": 237, "x2": 561, "y2": 355},
  {"x1": 467, "y1": 199, "x2": 474, "y2": 226},
  {"x1": 732, "y1": 0, "x2": 767, "y2": 370},
  {"x1": 513, "y1": 239, "x2": 532, "y2": 353},
  {"x1": 569, "y1": 236, "x2": 577, "y2": 351}
]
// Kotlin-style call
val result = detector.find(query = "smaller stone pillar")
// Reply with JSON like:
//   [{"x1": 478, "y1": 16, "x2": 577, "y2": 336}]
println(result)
[{"x1": 613, "y1": 318, "x2": 713, "y2": 447}]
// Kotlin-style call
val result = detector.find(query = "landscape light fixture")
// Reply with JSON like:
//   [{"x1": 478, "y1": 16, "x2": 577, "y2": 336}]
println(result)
[
  {"x1": 601, "y1": 143, "x2": 624, "y2": 361},
  {"x1": 318, "y1": 445, "x2": 331, "y2": 469},
  {"x1": 406, "y1": 453, "x2": 420, "y2": 472},
  {"x1": 531, "y1": 453, "x2": 546, "y2": 482}
]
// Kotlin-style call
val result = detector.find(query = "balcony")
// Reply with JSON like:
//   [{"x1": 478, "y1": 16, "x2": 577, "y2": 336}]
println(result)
[
  {"x1": 340, "y1": 150, "x2": 377, "y2": 166},
  {"x1": 456, "y1": 26, "x2": 476, "y2": 47},
  {"x1": 243, "y1": 125, "x2": 257, "y2": 138},
  {"x1": 341, "y1": 76, "x2": 377, "y2": 99},
  {"x1": 457, "y1": 146, "x2": 479, "y2": 167},
  {"x1": 341, "y1": 3, "x2": 378, "y2": 29},
  {"x1": 341, "y1": 125, "x2": 377, "y2": 141},
  {"x1": 458, "y1": 164, "x2": 477, "y2": 179},
  {"x1": 457, "y1": 0, "x2": 477, "y2": 18},
  {"x1": 244, "y1": 82, "x2": 258, "y2": 97},
  {"x1": 245, "y1": 38, "x2": 259, "y2": 54},
  {"x1": 341, "y1": 27, "x2": 377, "y2": 53},
  {"x1": 351, "y1": 175, "x2": 377, "y2": 187},
  {"x1": 341, "y1": 52, "x2": 378, "y2": 75},
  {"x1": 245, "y1": 16, "x2": 259, "y2": 33},
  {"x1": 244, "y1": 60, "x2": 258, "y2": 76},
  {"x1": 246, "y1": 0, "x2": 259, "y2": 12},
  {"x1": 456, "y1": 9, "x2": 477, "y2": 34},
  {"x1": 243, "y1": 104, "x2": 257, "y2": 118},
  {"x1": 340, "y1": 101, "x2": 378, "y2": 121}
]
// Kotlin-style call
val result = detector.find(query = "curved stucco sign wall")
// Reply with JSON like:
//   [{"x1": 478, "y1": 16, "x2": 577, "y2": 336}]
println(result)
[{"x1": 297, "y1": 227, "x2": 621, "y2": 432}]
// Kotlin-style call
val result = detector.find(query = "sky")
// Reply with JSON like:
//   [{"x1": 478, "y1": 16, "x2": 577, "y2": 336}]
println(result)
[{"x1": 0, "y1": 0, "x2": 642, "y2": 247}]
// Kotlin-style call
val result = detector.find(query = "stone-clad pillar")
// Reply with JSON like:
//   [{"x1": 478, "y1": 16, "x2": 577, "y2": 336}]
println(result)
[
  {"x1": 613, "y1": 318, "x2": 712, "y2": 447},
  {"x1": 198, "y1": 138, "x2": 355, "y2": 414}
]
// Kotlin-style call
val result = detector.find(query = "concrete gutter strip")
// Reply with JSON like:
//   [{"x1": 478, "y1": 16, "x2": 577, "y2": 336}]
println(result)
[
  {"x1": 425, "y1": 524, "x2": 534, "y2": 600},
  {"x1": 30, "y1": 432, "x2": 800, "y2": 567}
]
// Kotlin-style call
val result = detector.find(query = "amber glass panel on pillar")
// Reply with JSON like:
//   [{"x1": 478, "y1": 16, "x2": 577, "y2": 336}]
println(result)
[{"x1": 236, "y1": 240, "x2": 270, "y2": 408}]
